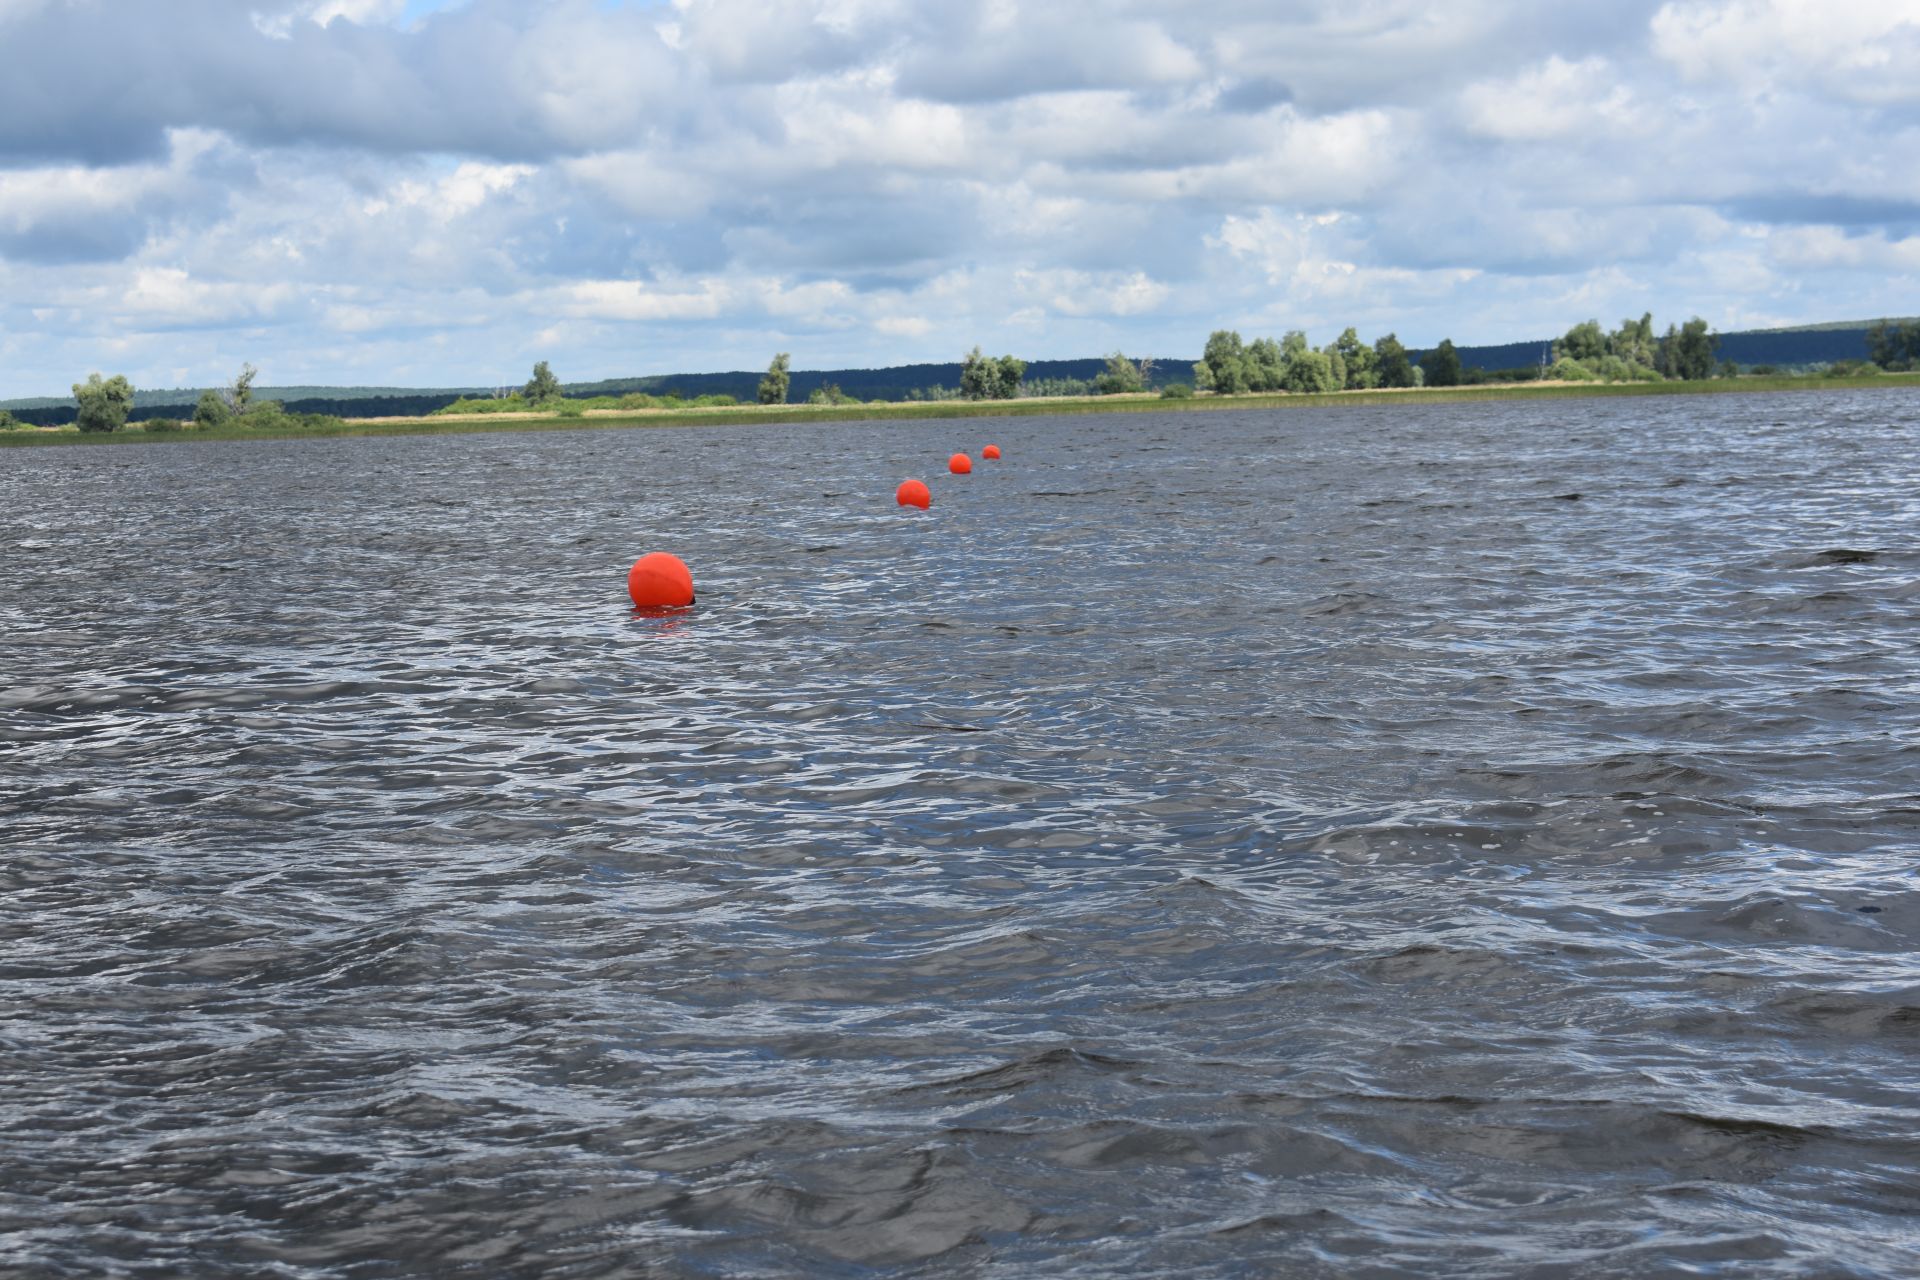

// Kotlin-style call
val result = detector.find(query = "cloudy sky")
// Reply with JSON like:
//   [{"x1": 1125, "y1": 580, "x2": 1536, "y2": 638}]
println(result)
[{"x1": 1, "y1": 0, "x2": 1917, "y2": 396}]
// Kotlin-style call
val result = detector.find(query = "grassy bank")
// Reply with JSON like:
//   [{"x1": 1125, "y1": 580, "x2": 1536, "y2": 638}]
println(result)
[{"x1": 5, "y1": 371, "x2": 1917, "y2": 448}]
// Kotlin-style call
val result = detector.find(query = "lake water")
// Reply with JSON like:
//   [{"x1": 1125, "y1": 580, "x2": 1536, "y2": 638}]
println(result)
[{"x1": 3, "y1": 390, "x2": 1918, "y2": 1277}]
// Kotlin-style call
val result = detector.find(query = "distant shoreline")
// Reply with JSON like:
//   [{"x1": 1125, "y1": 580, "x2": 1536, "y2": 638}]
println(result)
[{"x1": 5, "y1": 372, "x2": 1916, "y2": 448}]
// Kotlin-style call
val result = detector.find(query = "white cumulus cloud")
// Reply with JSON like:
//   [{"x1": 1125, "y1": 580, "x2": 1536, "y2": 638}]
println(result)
[{"x1": 1, "y1": 0, "x2": 1918, "y2": 397}]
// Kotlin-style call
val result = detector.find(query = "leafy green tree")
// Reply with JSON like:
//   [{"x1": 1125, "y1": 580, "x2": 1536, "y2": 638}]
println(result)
[
  {"x1": 758, "y1": 352, "x2": 791, "y2": 404},
  {"x1": 1260, "y1": 331, "x2": 1329, "y2": 393},
  {"x1": 1867, "y1": 320, "x2": 1900, "y2": 369},
  {"x1": 1373, "y1": 334, "x2": 1415, "y2": 388},
  {"x1": 0, "y1": 410, "x2": 21, "y2": 430},
  {"x1": 1322, "y1": 343, "x2": 1346, "y2": 389},
  {"x1": 1609, "y1": 313, "x2": 1658, "y2": 368},
  {"x1": 959, "y1": 347, "x2": 1025, "y2": 399},
  {"x1": 1198, "y1": 330, "x2": 1248, "y2": 394},
  {"x1": 1095, "y1": 352, "x2": 1145, "y2": 395},
  {"x1": 1282, "y1": 347, "x2": 1338, "y2": 393},
  {"x1": 1422, "y1": 338, "x2": 1463, "y2": 387},
  {"x1": 195, "y1": 390, "x2": 233, "y2": 428},
  {"x1": 72, "y1": 373, "x2": 134, "y2": 433},
  {"x1": 1866, "y1": 319, "x2": 1920, "y2": 371},
  {"x1": 523, "y1": 360, "x2": 562, "y2": 406},
  {"x1": 960, "y1": 346, "x2": 994, "y2": 398},
  {"x1": 1654, "y1": 324, "x2": 1679, "y2": 378},
  {"x1": 1666, "y1": 317, "x2": 1719, "y2": 381},
  {"x1": 1555, "y1": 320, "x2": 1607, "y2": 363},
  {"x1": 994, "y1": 355, "x2": 1026, "y2": 398},
  {"x1": 225, "y1": 362, "x2": 258, "y2": 413},
  {"x1": 1333, "y1": 327, "x2": 1376, "y2": 388},
  {"x1": 1244, "y1": 337, "x2": 1286, "y2": 391}
]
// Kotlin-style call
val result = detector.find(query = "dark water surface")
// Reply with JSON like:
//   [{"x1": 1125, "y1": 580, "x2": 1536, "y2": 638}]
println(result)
[{"x1": 4, "y1": 391, "x2": 1919, "y2": 1278}]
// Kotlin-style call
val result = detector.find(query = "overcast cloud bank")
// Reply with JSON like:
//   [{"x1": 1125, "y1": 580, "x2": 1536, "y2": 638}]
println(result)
[{"x1": 1, "y1": 0, "x2": 1916, "y2": 396}]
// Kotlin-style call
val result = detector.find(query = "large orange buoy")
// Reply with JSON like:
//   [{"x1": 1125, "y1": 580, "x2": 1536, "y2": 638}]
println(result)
[
  {"x1": 896, "y1": 478, "x2": 931, "y2": 509},
  {"x1": 627, "y1": 552, "x2": 694, "y2": 608},
  {"x1": 982, "y1": 444, "x2": 1002, "y2": 460},
  {"x1": 948, "y1": 452, "x2": 973, "y2": 475}
]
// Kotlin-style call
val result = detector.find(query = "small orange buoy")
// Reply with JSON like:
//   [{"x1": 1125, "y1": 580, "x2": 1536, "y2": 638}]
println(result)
[
  {"x1": 896, "y1": 478, "x2": 931, "y2": 509},
  {"x1": 949, "y1": 453, "x2": 973, "y2": 475},
  {"x1": 982, "y1": 444, "x2": 1002, "y2": 460},
  {"x1": 627, "y1": 552, "x2": 694, "y2": 608}
]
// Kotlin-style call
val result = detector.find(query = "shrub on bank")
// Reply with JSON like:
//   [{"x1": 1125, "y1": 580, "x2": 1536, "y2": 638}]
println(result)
[
  {"x1": 431, "y1": 390, "x2": 747, "y2": 416},
  {"x1": 194, "y1": 390, "x2": 233, "y2": 428},
  {"x1": 226, "y1": 405, "x2": 349, "y2": 432},
  {"x1": 433, "y1": 394, "x2": 530, "y2": 415},
  {"x1": 1461, "y1": 366, "x2": 1542, "y2": 385},
  {"x1": 143, "y1": 417, "x2": 185, "y2": 432},
  {"x1": 1159, "y1": 383, "x2": 1194, "y2": 399},
  {"x1": 1019, "y1": 377, "x2": 1094, "y2": 398}
]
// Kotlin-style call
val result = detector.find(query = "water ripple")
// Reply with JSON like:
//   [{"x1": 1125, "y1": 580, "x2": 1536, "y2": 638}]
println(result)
[{"x1": 3, "y1": 389, "x2": 1919, "y2": 1276}]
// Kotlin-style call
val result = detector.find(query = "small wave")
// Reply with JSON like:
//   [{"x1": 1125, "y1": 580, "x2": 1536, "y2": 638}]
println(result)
[{"x1": 900, "y1": 1047, "x2": 1142, "y2": 1099}]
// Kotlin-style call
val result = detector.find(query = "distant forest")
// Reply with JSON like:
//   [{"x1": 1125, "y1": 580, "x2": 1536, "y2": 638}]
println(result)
[{"x1": 3, "y1": 320, "x2": 1913, "y2": 426}]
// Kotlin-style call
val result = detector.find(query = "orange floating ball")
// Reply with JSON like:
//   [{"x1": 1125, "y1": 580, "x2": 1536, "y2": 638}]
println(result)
[
  {"x1": 949, "y1": 452, "x2": 973, "y2": 475},
  {"x1": 627, "y1": 552, "x2": 695, "y2": 608},
  {"x1": 896, "y1": 478, "x2": 932, "y2": 510},
  {"x1": 982, "y1": 444, "x2": 1002, "y2": 460}
]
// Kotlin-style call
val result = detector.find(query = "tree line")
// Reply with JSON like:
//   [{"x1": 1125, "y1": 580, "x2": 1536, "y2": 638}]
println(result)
[
  {"x1": 737, "y1": 313, "x2": 1769, "y2": 408},
  {"x1": 1194, "y1": 328, "x2": 1421, "y2": 393},
  {"x1": 1541, "y1": 314, "x2": 1721, "y2": 383},
  {"x1": 15, "y1": 316, "x2": 1917, "y2": 435},
  {"x1": 35, "y1": 363, "x2": 349, "y2": 433}
]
